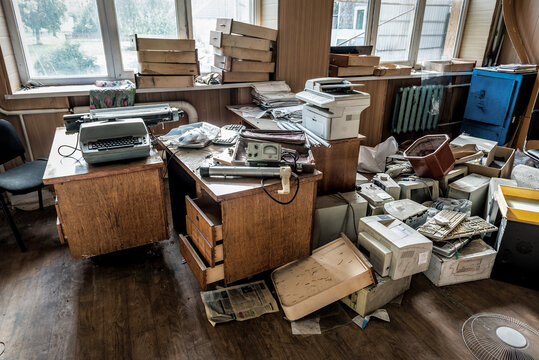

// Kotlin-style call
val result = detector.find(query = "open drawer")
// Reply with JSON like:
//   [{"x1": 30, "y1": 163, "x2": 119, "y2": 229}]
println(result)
[
  {"x1": 179, "y1": 234, "x2": 224, "y2": 289},
  {"x1": 186, "y1": 215, "x2": 224, "y2": 266},
  {"x1": 185, "y1": 195, "x2": 223, "y2": 246}
]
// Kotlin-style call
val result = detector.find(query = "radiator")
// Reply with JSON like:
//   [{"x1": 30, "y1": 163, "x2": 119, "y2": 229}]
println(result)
[{"x1": 391, "y1": 85, "x2": 445, "y2": 133}]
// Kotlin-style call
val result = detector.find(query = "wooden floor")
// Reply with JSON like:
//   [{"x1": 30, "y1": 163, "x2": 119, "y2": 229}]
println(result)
[{"x1": 1, "y1": 205, "x2": 538, "y2": 360}]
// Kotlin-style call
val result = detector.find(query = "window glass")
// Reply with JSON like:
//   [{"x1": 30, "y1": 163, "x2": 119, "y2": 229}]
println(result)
[
  {"x1": 417, "y1": 0, "x2": 453, "y2": 61},
  {"x1": 375, "y1": 0, "x2": 417, "y2": 62},
  {"x1": 13, "y1": 0, "x2": 107, "y2": 78},
  {"x1": 191, "y1": 0, "x2": 253, "y2": 73},
  {"x1": 114, "y1": 0, "x2": 178, "y2": 71},
  {"x1": 331, "y1": 0, "x2": 369, "y2": 46}
]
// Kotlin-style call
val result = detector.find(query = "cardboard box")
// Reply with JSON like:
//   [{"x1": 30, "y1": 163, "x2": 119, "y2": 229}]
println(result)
[
  {"x1": 341, "y1": 273, "x2": 411, "y2": 316},
  {"x1": 447, "y1": 174, "x2": 490, "y2": 216},
  {"x1": 135, "y1": 74, "x2": 194, "y2": 89},
  {"x1": 329, "y1": 54, "x2": 380, "y2": 67},
  {"x1": 450, "y1": 134, "x2": 497, "y2": 165},
  {"x1": 423, "y1": 59, "x2": 476, "y2": 73},
  {"x1": 329, "y1": 65, "x2": 374, "y2": 77},
  {"x1": 373, "y1": 64, "x2": 412, "y2": 76},
  {"x1": 312, "y1": 191, "x2": 368, "y2": 249},
  {"x1": 466, "y1": 146, "x2": 515, "y2": 179},
  {"x1": 423, "y1": 239, "x2": 496, "y2": 286}
]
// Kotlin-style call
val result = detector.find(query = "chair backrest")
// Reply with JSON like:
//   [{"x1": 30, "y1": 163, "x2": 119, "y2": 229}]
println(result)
[{"x1": 0, "y1": 119, "x2": 26, "y2": 164}]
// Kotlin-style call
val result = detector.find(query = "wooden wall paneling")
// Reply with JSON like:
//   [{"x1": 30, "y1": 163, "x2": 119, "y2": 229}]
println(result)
[
  {"x1": 0, "y1": 2, "x2": 21, "y2": 93},
  {"x1": 457, "y1": 0, "x2": 498, "y2": 65},
  {"x1": 353, "y1": 80, "x2": 389, "y2": 147},
  {"x1": 276, "y1": 0, "x2": 333, "y2": 92},
  {"x1": 261, "y1": 0, "x2": 278, "y2": 29},
  {"x1": 23, "y1": 113, "x2": 67, "y2": 160}
]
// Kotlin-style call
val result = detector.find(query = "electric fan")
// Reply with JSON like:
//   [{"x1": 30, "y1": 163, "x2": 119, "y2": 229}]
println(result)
[{"x1": 462, "y1": 313, "x2": 539, "y2": 360}]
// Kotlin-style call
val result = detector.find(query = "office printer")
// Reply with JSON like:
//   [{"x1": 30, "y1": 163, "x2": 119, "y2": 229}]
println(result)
[
  {"x1": 296, "y1": 78, "x2": 370, "y2": 140},
  {"x1": 63, "y1": 104, "x2": 181, "y2": 164},
  {"x1": 357, "y1": 215, "x2": 432, "y2": 280}
]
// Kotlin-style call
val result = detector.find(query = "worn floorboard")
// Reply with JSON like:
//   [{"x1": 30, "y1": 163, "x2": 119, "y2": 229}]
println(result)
[{"x1": 1, "y1": 204, "x2": 538, "y2": 360}]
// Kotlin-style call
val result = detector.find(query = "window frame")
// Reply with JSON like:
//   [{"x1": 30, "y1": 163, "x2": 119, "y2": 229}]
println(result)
[{"x1": 2, "y1": 0, "x2": 189, "y2": 85}]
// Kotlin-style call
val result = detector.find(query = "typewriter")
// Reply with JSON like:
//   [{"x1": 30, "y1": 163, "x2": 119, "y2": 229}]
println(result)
[{"x1": 63, "y1": 104, "x2": 182, "y2": 164}]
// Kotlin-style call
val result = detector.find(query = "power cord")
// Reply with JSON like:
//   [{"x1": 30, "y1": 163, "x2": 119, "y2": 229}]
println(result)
[
  {"x1": 162, "y1": 147, "x2": 184, "y2": 179},
  {"x1": 57, "y1": 131, "x2": 80, "y2": 157},
  {"x1": 331, "y1": 192, "x2": 358, "y2": 238},
  {"x1": 261, "y1": 172, "x2": 300, "y2": 205}
]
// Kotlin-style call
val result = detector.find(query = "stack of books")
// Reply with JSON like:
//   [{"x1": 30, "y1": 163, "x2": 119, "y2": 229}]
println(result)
[
  {"x1": 134, "y1": 35, "x2": 199, "y2": 88},
  {"x1": 497, "y1": 64, "x2": 537, "y2": 73},
  {"x1": 210, "y1": 19, "x2": 277, "y2": 83},
  {"x1": 329, "y1": 54, "x2": 380, "y2": 77},
  {"x1": 251, "y1": 81, "x2": 301, "y2": 109}
]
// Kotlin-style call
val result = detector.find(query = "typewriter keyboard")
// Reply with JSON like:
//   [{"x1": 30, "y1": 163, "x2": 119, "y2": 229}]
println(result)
[{"x1": 88, "y1": 136, "x2": 143, "y2": 151}]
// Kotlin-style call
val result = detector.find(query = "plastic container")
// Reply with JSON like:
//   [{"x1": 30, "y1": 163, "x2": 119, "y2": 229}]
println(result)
[{"x1": 404, "y1": 134, "x2": 455, "y2": 178}]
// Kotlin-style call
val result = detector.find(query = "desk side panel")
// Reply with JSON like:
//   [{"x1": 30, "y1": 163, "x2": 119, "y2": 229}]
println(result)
[
  {"x1": 55, "y1": 168, "x2": 168, "y2": 258},
  {"x1": 221, "y1": 180, "x2": 317, "y2": 283}
]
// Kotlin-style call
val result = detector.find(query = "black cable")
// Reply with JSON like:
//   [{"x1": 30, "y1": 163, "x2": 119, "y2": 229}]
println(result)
[
  {"x1": 57, "y1": 131, "x2": 81, "y2": 157},
  {"x1": 162, "y1": 147, "x2": 183, "y2": 179},
  {"x1": 331, "y1": 192, "x2": 358, "y2": 238},
  {"x1": 261, "y1": 172, "x2": 300, "y2": 205}
]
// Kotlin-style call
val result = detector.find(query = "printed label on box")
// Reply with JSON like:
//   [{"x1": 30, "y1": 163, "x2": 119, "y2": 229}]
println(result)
[
  {"x1": 418, "y1": 251, "x2": 429, "y2": 265},
  {"x1": 455, "y1": 259, "x2": 482, "y2": 273}
]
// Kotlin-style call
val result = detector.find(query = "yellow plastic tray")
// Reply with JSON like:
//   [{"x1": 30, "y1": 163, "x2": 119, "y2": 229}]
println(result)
[{"x1": 496, "y1": 185, "x2": 539, "y2": 225}]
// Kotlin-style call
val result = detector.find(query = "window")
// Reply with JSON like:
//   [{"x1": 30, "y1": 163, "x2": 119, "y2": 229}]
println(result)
[
  {"x1": 2, "y1": 0, "x2": 189, "y2": 85},
  {"x1": 190, "y1": 0, "x2": 255, "y2": 73},
  {"x1": 331, "y1": 0, "x2": 467, "y2": 66},
  {"x1": 331, "y1": 0, "x2": 370, "y2": 47}
]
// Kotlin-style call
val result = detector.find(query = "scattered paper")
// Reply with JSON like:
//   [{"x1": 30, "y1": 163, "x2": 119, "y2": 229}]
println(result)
[
  {"x1": 352, "y1": 309, "x2": 390, "y2": 329},
  {"x1": 291, "y1": 317, "x2": 321, "y2": 335},
  {"x1": 200, "y1": 280, "x2": 279, "y2": 326}
]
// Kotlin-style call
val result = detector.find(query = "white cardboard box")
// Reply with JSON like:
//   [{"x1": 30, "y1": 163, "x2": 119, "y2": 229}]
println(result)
[
  {"x1": 423, "y1": 239, "x2": 496, "y2": 287},
  {"x1": 341, "y1": 273, "x2": 411, "y2": 316},
  {"x1": 312, "y1": 191, "x2": 368, "y2": 249}
]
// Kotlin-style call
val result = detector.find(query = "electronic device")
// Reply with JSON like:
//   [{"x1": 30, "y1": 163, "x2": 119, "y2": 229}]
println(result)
[
  {"x1": 417, "y1": 210, "x2": 467, "y2": 241},
  {"x1": 372, "y1": 173, "x2": 400, "y2": 200},
  {"x1": 432, "y1": 238, "x2": 471, "y2": 258},
  {"x1": 63, "y1": 104, "x2": 181, "y2": 164},
  {"x1": 212, "y1": 124, "x2": 245, "y2": 146},
  {"x1": 247, "y1": 142, "x2": 282, "y2": 166},
  {"x1": 383, "y1": 199, "x2": 428, "y2": 229},
  {"x1": 296, "y1": 78, "x2": 370, "y2": 140},
  {"x1": 357, "y1": 215, "x2": 433, "y2": 280},
  {"x1": 397, "y1": 177, "x2": 440, "y2": 203}
]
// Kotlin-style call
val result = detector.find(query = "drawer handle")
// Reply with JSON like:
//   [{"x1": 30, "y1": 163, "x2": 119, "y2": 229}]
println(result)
[{"x1": 196, "y1": 214, "x2": 199, "y2": 221}]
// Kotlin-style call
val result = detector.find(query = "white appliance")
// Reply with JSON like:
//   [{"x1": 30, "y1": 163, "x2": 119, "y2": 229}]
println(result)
[
  {"x1": 357, "y1": 215, "x2": 433, "y2": 280},
  {"x1": 296, "y1": 78, "x2": 370, "y2": 140}
]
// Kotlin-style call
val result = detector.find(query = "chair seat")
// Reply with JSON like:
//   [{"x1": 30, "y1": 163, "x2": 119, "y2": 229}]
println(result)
[{"x1": 0, "y1": 159, "x2": 47, "y2": 194}]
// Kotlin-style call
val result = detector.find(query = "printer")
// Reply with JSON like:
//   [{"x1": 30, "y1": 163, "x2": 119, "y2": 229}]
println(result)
[
  {"x1": 63, "y1": 104, "x2": 181, "y2": 164},
  {"x1": 357, "y1": 215, "x2": 432, "y2": 280},
  {"x1": 296, "y1": 78, "x2": 370, "y2": 140}
]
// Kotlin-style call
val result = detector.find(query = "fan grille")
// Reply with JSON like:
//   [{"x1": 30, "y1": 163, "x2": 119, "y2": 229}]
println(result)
[{"x1": 462, "y1": 313, "x2": 539, "y2": 360}]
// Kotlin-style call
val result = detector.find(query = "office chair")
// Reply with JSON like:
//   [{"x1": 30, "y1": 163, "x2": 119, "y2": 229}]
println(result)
[
  {"x1": 523, "y1": 109, "x2": 539, "y2": 162},
  {"x1": 0, "y1": 119, "x2": 47, "y2": 251}
]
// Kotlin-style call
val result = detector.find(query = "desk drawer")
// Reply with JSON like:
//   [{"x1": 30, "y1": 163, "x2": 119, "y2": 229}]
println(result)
[
  {"x1": 179, "y1": 234, "x2": 224, "y2": 289},
  {"x1": 185, "y1": 195, "x2": 223, "y2": 245},
  {"x1": 186, "y1": 215, "x2": 224, "y2": 266}
]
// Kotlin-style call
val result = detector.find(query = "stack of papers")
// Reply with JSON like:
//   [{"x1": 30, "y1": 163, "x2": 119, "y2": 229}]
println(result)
[
  {"x1": 496, "y1": 64, "x2": 537, "y2": 73},
  {"x1": 251, "y1": 81, "x2": 302, "y2": 109}
]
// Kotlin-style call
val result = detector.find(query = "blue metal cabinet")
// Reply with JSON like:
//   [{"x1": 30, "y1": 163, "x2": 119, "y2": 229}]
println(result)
[{"x1": 461, "y1": 68, "x2": 536, "y2": 144}]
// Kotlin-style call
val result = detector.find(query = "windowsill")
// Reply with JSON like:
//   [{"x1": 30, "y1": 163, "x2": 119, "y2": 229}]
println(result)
[{"x1": 4, "y1": 71, "x2": 473, "y2": 100}]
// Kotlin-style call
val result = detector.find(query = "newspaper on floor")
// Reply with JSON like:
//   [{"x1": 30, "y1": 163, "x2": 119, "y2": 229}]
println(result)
[{"x1": 200, "y1": 280, "x2": 279, "y2": 326}]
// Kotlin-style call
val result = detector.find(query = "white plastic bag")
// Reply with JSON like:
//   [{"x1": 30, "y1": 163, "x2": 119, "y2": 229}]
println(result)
[
  {"x1": 160, "y1": 122, "x2": 220, "y2": 148},
  {"x1": 358, "y1": 136, "x2": 399, "y2": 173}
]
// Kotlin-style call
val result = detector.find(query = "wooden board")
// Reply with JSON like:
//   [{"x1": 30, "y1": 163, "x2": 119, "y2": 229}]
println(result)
[
  {"x1": 137, "y1": 50, "x2": 197, "y2": 64},
  {"x1": 213, "y1": 55, "x2": 275, "y2": 73},
  {"x1": 214, "y1": 46, "x2": 272, "y2": 62},
  {"x1": 179, "y1": 234, "x2": 224, "y2": 289},
  {"x1": 135, "y1": 36, "x2": 195, "y2": 51},
  {"x1": 135, "y1": 74, "x2": 194, "y2": 88},
  {"x1": 209, "y1": 31, "x2": 271, "y2": 51},
  {"x1": 374, "y1": 64, "x2": 412, "y2": 76},
  {"x1": 216, "y1": 18, "x2": 278, "y2": 41},
  {"x1": 329, "y1": 65, "x2": 374, "y2": 77},
  {"x1": 210, "y1": 66, "x2": 269, "y2": 83},
  {"x1": 330, "y1": 54, "x2": 380, "y2": 67},
  {"x1": 139, "y1": 62, "x2": 199, "y2": 76}
]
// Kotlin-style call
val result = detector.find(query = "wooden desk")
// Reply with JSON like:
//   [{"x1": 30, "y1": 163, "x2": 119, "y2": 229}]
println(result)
[
  {"x1": 227, "y1": 105, "x2": 366, "y2": 194},
  {"x1": 163, "y1": 142, "x2": 322, "y2": 289},
  {"x1": 43, "y1": 128, "x2": 168, "y2": 259}
]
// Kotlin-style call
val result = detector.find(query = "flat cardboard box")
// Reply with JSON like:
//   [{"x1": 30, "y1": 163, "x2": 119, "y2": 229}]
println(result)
[
  {"x1": 210, "y1": 66, "x2": 270, "y2": 83},
  {"x1": 210, "y1": 31, "x2": 271, "y2": 51},
  {"x1": 329, "y1": 54, "x2": 380, "y2": 67},
  {"x1": 447, "y1": 174, "x2": 490, "y2": 216},
  {"x1": 341, "y1": 273, "x2": 411, "y2": 316},
  {"x1": 496, "y1": 185, "x2": 539, "y2": 225},
  {"x1": 139, "y1": 62, "x2": 199, "y2": 76},
  {"x1": 271, "y1": 234, "x2": 375, "y2": 321},
  {"x1": 424, "y1": 239, "x2": 496, "y2": 286},
  {"x1": 214, "y1": 46, "x2": 272, "y2": 62},
  {"x1": 373, "y1": 64, "x2": 412, "y2": 76},
  {"x1": 450, "y1": 134, "x2": 497, "y2": 165},
  {"x1": 423, "y1": 59, "x2": 476, "y2": 73},
  {"x1": 213, "y1": 55, "x2": 275, "y2": 73},
  {"x1": 312, "y1": 191, "x2": 368, "y2": 249},
  {"x1": 135, "y1": 36, "x2": 195, "y2": 51},
  {"x1": 135, "y1": 74, "x2": 194, "y2": 88},
  {"x1": 466, "y1": 146, "x2": 515, "y2": 179},
  {"x1": 137, "y1": 50, "x2": 197, "y2": 64},
  {"x1": 329, "y1": 65, "x2": 374, "y2": 77},
  {"x1": 216, "y1": 18, "x2": 278, "y2": 41}
]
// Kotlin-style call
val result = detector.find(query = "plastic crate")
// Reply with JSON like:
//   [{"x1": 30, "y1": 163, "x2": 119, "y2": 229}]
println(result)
[{"x1": 404, "y1": 134, "x2": 455, "y2": 179}]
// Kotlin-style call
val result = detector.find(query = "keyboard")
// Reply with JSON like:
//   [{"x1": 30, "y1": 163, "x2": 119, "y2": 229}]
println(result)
[{"x1": 88, "y1": 136, "x2": 144, "y2": 151}]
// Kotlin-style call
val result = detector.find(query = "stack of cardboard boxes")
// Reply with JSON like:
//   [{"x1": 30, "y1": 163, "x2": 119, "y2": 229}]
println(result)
[
  {"x1": 211, "y1": 19, "x2": 277, "y2": 83},
  {"x1": 134, "y1": 35, "x2": 199, "y2": 88},
  {"x1": 329, "y1": 53, "x2": 380, "y2": 77}
]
